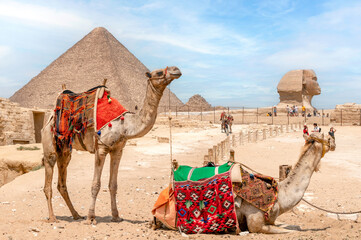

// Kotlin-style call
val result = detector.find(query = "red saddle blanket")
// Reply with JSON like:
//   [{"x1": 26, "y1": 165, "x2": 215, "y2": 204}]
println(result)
[
  {"x1": 174, "y1": 172, "x2": 238, "y2": 234},
  {"x1": 53, "y1": 87, "x2": 127, "y2": 150},
  {"x1": 233, "y1": 168, "x2": 278, "y2": 219},
  {"x1": 96, "y1": 91, "x2": 127, "y2": 131}
]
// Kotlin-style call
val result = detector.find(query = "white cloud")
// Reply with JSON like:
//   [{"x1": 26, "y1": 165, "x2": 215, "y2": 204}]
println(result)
[{"x1": 0, "y1": 1, "x2": 92, "y2": 29}]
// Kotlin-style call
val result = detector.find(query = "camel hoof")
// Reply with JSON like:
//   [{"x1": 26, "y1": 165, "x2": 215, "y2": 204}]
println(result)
[
  {"x1": 47, "y1": 217, "x2": 59, "y2": 223},
  {"x1": 73, "y1": 214, "x2": 85, "y2": 220},
  {"x1": 111, "y1": 217, "x2": 124, "y2": 222},
  {"x1": 85, "y1": 218, "x2": 97, "y2": 225}
]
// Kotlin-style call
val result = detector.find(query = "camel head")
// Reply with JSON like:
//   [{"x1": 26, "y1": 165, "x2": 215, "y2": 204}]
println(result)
[
  {"x1": 145, "y1": 66, "x2": 182, "y2": 94},
  {"x1": 303, "y1": 132, "x2": 336, "y2": 171}
]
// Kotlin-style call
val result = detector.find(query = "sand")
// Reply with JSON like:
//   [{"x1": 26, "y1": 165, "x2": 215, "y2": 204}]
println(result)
[{"x1": 0, "y1": 124, "x2": 360, "y2": 239}]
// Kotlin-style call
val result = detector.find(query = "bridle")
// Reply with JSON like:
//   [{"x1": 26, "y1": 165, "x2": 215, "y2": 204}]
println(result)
[
  {"x1": 147, "y1": 66, "x2": 168, "y2": 96},
  {"x1": 308, "y1": 136, "x2": 331, "y2": 158}
]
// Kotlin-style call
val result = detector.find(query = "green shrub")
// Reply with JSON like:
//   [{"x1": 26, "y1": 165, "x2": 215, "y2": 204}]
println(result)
[{"x1": 17, "y1": 146, "x2": 40, "y2": 151}]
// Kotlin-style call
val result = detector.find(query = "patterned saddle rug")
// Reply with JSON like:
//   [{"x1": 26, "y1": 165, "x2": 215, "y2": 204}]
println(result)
[
  {"x1": 233, "y1": 168, "x2": 278, "y2": 219},
  {"x1": 173, "y1": 163, "x2": 238, "y2": 234},
  {"x1": 53, "y1": 86, "x2": 127, "y2": 151}
]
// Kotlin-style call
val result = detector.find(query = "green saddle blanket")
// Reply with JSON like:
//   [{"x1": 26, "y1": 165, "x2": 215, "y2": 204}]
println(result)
[{"x1": 173, "y1": 162, "x2": 233, "y2": 182}]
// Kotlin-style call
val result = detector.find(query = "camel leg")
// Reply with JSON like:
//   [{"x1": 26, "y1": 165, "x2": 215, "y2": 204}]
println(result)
[
  {"x1": 43, "y1": 154, "x2": 57, "y2": 222},
  {"x1": 86, "y1": 147, "x2": 107, "y2": 225},
  {"x1": 109, "y1": 148, "x2": 123, "y2": 222},
  {"x1": 246, "y1": 213, "x2": 294, "y2": 234},
  {"x1": 57, "y1": 153, "x2": 82, "y2": 220}
]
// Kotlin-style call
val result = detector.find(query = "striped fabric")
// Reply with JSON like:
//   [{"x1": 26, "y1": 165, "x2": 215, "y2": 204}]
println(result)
[{"x1": 53, "y1": 88, "x2": 97, "y2": 151}]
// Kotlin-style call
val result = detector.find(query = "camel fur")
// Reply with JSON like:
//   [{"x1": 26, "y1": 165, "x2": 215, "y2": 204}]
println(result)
[
  {"x1": 42, "y1": 66, "x2": 182, "y2": 224},
  {"x1": 235, "y1": 132, "x2": 336, "y2": 234}
]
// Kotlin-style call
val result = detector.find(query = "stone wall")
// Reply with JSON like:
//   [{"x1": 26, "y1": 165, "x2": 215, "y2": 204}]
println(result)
[
  {"x1": 0, "y1": 98, "x2": 49, "y2": 146},
  {"x1": 331, "y1": 103, "x2": 361, "y2": 126}
]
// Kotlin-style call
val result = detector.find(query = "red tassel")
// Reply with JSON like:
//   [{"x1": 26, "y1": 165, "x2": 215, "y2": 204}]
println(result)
[
  {"x1": 108, "y1": 122, "x2": 112, "y2": 127},
  {"x1": 120, "y1": 116, "x2": 125, "y2": 120}
]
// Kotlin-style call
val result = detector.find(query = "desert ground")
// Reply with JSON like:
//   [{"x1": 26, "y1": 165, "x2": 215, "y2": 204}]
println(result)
[{"x1": 0, "y1": 121, "x2": 360, "y2": 240}]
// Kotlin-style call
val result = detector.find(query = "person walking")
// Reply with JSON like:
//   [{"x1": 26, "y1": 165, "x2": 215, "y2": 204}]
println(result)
[
  {"x1": 312, "y1": 123, "x2": 320, "y2": 132},
  {"x1": 273, "y1": 106, "x2": 277, "y2": 117},
  {"x1": 303, "y1": 125, "x2": 309, "y2": 135},
  {"x1": 329, "y1": 127, "x2": 336, "y2": 138}
]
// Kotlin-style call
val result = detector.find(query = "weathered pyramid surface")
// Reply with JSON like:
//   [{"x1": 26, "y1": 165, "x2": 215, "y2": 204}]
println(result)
[
  {"x1": 10, "y1": 27, "x2": 183, "y2": 110},
  {"x1": 180, "y1": 94, "x2": 212, "y2": 111}
]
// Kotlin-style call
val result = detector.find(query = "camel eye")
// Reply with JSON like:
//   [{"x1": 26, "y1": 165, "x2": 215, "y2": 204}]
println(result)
[{"x1": 157, "y1": 71, "x2": 163, "y2": 76}]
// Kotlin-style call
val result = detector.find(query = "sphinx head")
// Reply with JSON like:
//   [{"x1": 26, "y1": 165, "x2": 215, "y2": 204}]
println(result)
[{"x1": 277, "y1": 69, "x2": 321, "y2": 109}]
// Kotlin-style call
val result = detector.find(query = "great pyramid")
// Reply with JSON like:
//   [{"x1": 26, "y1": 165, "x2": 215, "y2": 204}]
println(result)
[{"x1": 10, "y1": 27, "x2": 183, "y2": 110}]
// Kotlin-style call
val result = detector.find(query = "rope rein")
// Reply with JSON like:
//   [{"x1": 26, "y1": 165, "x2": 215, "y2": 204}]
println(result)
[{"x1": 301, "y1": 198, "x2": 361, "y2": 215}]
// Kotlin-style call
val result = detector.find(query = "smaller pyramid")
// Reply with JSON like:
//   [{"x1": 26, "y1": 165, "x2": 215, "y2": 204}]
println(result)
[{"x1": 180, "y1": 94, "x2": 212, "y2": 111}]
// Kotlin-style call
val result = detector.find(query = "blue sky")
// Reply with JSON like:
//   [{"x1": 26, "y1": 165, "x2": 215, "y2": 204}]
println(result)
[{"x1": 0, "y1": 0, "x2": 360, "y2": 108}]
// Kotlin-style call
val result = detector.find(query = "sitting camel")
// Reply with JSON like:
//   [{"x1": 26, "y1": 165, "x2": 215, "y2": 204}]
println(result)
[
  {"x1": 41, "y1": 66, "x2": 182, "y2": 224},
  {"x1": 153, "y1": 132, "x2": 335, "y2": 234},
  {"x1": 235, "y1": 132, "x2": 336, "y2": 233}
]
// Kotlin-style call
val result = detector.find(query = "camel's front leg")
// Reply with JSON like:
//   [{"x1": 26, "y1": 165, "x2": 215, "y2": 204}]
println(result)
[
  {"x1": 109, "y1": 147, "x2": 124, "y2": 222},
  {"x1": 43, "y1": 154, "x2": 57, "y2": 222},
  {"x1": 86, "y1": 147, "x2": 108, "y2": 225},
  {"x1": 246, "y1": 213, "x2": 294, "y2": 234}
]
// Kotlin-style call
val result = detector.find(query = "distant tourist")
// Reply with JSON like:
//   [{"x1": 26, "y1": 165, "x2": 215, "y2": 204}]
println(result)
[
  {"x1": 294, "y1": 105, "x2": 298, "y2": 116},
  {"x1": 313, "y1": 109, "x2": 317, "y2": 116},
  {"x1": 220, "y1": 111, "x2": 226, "y2": 132},
  {"x1": 329, "y1": 127, "x2": 336, "y2": 138},
  {"x1": 228, "y1": 114, "x2": 234, "y2": 133},
  {"x1": 273, "y1": 106, "x2": 277, "y2": 116},
  {"x1": 312, "y1": 123, "x2": 320, "y2": 132},
  {"x1": 303, "y1": 125, "x2": 309, "y2": 135}
]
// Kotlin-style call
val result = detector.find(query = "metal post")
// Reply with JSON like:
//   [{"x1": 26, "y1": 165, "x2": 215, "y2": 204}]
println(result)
[
  {"x1": 242, "y1": 107, "x2": 245, "y2": 124},
  {"x1": 322, "y1": 109, "x2": 324, "y2": 126},
  {"x1": 341, "y1": 109, "x2": 343, "y2": 126},
  {"x1": 176, "y1": 106, "x2": 178, "y2": 118},
  {"x1": 287, "y1": 112, "x2": 290, "y2": 125},
  {"x1": 304, "y1": 109, "x2": 306, "y2": 123},
  {"x1": 201, "y1": 106, "x2": 203, "y2": 121},
  {"x1": 257, "y1": 108, "x2": 259, "y2": 124},
  {"x1": 213, "y1": 107, "x2": 216, "y2": 124},
  {"x1": 271, "y1": 107, "x2": 274, "y2": 125}
]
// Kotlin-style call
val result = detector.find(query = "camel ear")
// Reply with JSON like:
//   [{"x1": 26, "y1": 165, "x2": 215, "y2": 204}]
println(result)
[
  {"x1": 145, "y1": 72, "x2": 151, "y2": 78},
  {"x1": 321, "y1": 133, "x2": 324, "y2": 139}
]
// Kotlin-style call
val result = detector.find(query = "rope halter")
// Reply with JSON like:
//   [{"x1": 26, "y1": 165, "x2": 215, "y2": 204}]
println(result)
[
  {"x1": 308, "y1": 136, "x2": 330, "y2": 158},
  {"x1": 147, "y1": 66, "x2": 169, "y2": 97}
]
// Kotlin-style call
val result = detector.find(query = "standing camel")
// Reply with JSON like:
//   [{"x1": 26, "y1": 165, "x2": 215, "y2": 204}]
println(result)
[
  {"x1": 42, "y1": 66, "x2": 182, "y2": 224},
  {"x1": 235, "y1": 132, "x2": 336, "y2": 233}
]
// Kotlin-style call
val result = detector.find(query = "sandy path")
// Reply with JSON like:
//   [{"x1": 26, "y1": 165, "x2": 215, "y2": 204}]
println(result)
[{"x1": 0, "y1": 125, "x2": 360, "y2": 239}]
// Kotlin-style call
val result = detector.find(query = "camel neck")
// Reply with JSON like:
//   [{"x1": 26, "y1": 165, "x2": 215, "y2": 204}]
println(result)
[
  {"x1": 277, "y1": 143, "x2": 322, "y2": 214},
  {"x1": 126, "y1": 81, "x2": 164, "y2": 139}
]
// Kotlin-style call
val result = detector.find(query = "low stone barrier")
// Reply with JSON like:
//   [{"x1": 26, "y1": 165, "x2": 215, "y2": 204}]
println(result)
[{"x1": 204, "y1": 123, "x2": 302, "y2": 164}]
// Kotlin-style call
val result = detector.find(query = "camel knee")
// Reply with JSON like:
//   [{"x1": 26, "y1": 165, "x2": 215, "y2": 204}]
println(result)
[
  {"x1": 247, "y1": 216, "x2": 264, "y2": 233},
  {"x1": 57, "y1": 183, "x2": 68, "y2": 195},
  {"x1": 91, "y1": 182, "x2": 101, "y2": 197},
  {"x1": 43, "y1": 185, "x2": 52, "y2": 199},
  {"x1": 108, "y1": 183, "x2": 117, "y2": 194}
]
